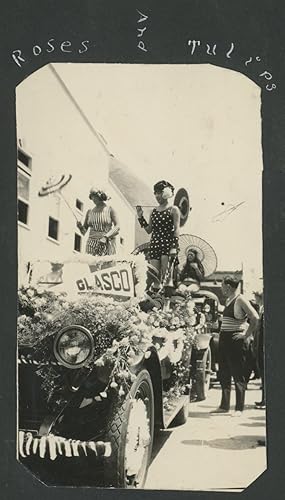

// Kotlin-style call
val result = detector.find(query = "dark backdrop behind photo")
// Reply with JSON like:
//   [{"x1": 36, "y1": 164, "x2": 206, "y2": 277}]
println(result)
[{"x1": 0, "y1": 0, "x2": 285, "y2": 499}]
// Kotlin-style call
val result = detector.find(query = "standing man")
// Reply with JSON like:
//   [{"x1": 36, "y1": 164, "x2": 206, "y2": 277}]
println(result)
[
  {"x1": 211, "y1": 276, "x2": 259, "y2": 417},
  {"x1": 254, "y1": 291, "x2": 266, "y2": 409}
]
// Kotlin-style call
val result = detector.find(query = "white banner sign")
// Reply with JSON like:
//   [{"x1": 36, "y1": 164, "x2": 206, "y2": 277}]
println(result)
[
  {"x1": 77, "y1": 263, "x2": 135, "y2": 297},
  {"x1": 35, "y1": 261, "x2": 136, "y2": 299}
]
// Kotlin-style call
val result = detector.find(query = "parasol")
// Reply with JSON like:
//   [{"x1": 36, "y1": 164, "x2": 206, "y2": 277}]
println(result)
[
  {"x1": 132, "y1": 234, "x2": 217, "y2": 278},
  {"x1": 38, "y1": 174, "x2": 72, "y2": 196},
  {"x1": 131, "y1": 242, "x2": 150, "y2": 256},
  {"x1": 38, "y1": 174, "x2": 79, "y2": 222},
  {"x1": 178, "y1": 234, "x2": 217, "y2": 277},
  {"x1": 173, "y1": 188, "x2": 191, "y2": 227}
]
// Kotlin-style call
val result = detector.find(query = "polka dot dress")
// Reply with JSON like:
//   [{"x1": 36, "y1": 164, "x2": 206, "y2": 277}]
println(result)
[{"x1": 149, "y1": 207, "x2": 174, "y2": 260}]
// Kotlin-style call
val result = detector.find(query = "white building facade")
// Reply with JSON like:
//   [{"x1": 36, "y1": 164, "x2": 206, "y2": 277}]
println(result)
[{"x1": 17, "y1": 64, "x2": 135, "y2": 283}]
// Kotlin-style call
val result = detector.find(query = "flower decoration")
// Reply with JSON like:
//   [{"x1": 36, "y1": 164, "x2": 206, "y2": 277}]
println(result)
[
  {"x1": 18, "y1": 258, "x2": 205, "y2": 411},
  {"x1": 161, "y1": 186, "x2": 173, "y2": 200}
]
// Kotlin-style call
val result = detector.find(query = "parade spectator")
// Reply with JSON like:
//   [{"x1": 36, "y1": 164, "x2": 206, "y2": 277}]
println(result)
[
  {"x1": 179, "y1": 248, "x2": 205, "y2": 284},
  {"x1": 244, "y1": 297, "x2": 261, "y2": 385},
  {"x1": 136, "y1": 180, "x2": 180, "y2": 291},
  {"x1": 211, "y1": 276, "x2": 259, "y2": 417},
  {"x1": 77, "y1": 187, "x2": 120, "y2": 256},
  {"x1": 254, "y1": 291, "x2": 265, "y2": 409}
]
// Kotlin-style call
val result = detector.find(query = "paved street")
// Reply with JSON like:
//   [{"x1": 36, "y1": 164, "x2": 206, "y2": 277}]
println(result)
[{"x1": 145, "y1": 379, "x2": 266, "y2": 491}]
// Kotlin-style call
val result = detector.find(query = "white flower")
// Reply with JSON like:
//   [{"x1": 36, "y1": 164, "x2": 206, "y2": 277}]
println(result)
[
  {"x1": 162, "y1": 187, "x2": 173, "y2": 199},
  {"x1": 188, "y1": 316, "x2": 197, "y2": 326},
  {"x1": 18, "y1": 314, "x2": 27, "y2": 323},
  {"x1": 119, "y1": 386, "x2": 125, "y2": 396},
  {"x1": 186, "y1": 300, "x2": 195, "y2": 314},
  {"x1": 130, "y1": 335, "x2": 139, "y2": 344},
  {"x1": 33, "y1": 298, "x2": 46, "y2": 309},
  {"x1": 44, "y1": 313, "x2": 53, "y2": 323},
  {"x1": 119, "y1": 337, "x2": 129, "y2": 347},
  {"x1": 106, "y1": 347, "x2": 116, "y2": 355},
  {"x1": 95, "y1": 357, "x2": 104, "y2": 367}
]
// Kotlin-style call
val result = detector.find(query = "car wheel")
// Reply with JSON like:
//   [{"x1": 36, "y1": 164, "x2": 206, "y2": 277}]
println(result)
[
  {"x1": 195, "y1": 347, "x2": 212, "y2": 401},
  {"x1": 104, "y1": 369, "x2": 154, "y2": 488}
]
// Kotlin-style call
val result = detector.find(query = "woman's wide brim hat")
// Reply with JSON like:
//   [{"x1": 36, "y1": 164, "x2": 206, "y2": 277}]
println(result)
[{"x1": 178, "y1": 234, "x2": 218, "y2": 278}]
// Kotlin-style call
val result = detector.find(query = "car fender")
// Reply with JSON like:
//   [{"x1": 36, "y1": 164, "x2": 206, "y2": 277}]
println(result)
[{"x1": 131, "y1": 346, "x2": 164, "y2": 431}]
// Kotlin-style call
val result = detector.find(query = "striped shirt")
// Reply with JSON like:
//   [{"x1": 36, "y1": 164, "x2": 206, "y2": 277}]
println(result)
[
  {"x1": 81, "y1": 206, "x2": 119, "y2": 256},
  {"x1": 221, "y1": 295, "x2": 248, "y2": 333},
  {"x1": 83, "y1": 206, "x2": 118, "y2": 239}
]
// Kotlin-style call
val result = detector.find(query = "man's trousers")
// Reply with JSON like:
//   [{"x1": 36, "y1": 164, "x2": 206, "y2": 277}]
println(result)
[{"x1": 218, "y1": 331, "x2": 247, "y2": 411}]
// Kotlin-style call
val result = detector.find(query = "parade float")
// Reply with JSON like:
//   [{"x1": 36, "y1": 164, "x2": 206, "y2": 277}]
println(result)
[
  {"x1": 17, "y1": 232, "x2": 220, "y2": 488},
  {"x1": 17, "y1": 172, "x2": 221, "y2": 488}
]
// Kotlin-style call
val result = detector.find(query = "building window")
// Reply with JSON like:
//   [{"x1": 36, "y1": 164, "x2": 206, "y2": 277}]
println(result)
[
  {"x1": 18, "y1": 148, "x2": 32, "y2": 170},
  {"x1": 120, "y1": 237, "x2": 124, "y2": 245},
  {"x1": 18, "y1": 199, "x2": 29, "y2": 225},
  {"x1": 17, "y1": 148, "x2": 31, "y2": 226},
  {"x1": 76, "y1": 199, "x2": 84, "y2": 212},
  {"x1": 74, "y1": 233, "x2": 82, "y2": 252},
  {"x1": 48, "y1": 217, "x2": 59, "y2": 241}
]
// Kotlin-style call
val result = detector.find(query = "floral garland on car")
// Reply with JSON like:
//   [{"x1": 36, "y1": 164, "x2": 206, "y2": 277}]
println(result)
[{"x1": 18, "y1": 279, "x2": 201, "y2": 409}]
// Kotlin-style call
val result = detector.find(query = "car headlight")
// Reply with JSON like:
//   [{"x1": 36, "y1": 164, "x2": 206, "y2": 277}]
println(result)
[{"x1": 54, "y1": 326, "x2": 94, "y2": 369}]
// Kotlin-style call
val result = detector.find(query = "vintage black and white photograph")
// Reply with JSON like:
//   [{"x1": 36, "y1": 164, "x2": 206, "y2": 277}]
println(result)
[{"x1": 17, "y1": 62, "x2": 266, "y2": 491}]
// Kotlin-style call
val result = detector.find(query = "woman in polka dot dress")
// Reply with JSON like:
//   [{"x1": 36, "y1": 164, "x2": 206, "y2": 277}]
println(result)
[{"x1": 136, "y1": 180, "x2": 180, "y2": 290}]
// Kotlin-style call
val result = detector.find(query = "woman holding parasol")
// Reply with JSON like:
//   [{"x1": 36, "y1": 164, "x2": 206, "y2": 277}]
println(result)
[
  {"x1": 179, "y1": 248, "x2": 205, "y2": 284},
  {"x1": 136, "y1": 180, "x2": 180, "y2": 291},
  {"x1": 176, "y1": 234, "x2": 218, "y2": 293},
  {"x1": 38, "y1": 176, "x2": 119, "y2": 257},
  {"x1": 77, "y1": 187, "x2": 120, "y2": 256}
]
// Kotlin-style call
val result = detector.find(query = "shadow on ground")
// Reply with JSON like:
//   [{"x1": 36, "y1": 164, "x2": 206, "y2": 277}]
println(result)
[
  {"x1": 239, "y1": 422, "x2": 265, "y2": 428},
  {"x1": 181, "y1": 435, "x2": 264, "y2": 450},
  {"x1": 150, "y1": 430, "x2": 172, "y2": 463},
  {"x1": 197, "y1": 405, "x2": 215, "y2": 409},
  {"x1": 249, "y1": 416, "x2": 266, "y2": 421},
  {"x1": 188, "y1": 411, "x2": 211, "y2": 419}
]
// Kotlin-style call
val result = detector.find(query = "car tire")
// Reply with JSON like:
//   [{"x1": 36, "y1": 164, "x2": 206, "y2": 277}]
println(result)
[
  {"x1": 104, "y1": 369, "x2": 154, "y2": 488},
  {"x1": 195, "y1": 347, "x2": 212, "y2": 401}
]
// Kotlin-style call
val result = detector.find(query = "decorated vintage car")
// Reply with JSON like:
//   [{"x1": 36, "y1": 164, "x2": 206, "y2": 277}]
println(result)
[{"x1": 17, "y1": 250, "x2": 218, "y2": 488}]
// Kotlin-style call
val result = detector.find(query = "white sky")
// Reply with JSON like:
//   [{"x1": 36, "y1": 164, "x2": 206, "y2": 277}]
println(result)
[{"x1": 54, "y1": 63, "x2": 263, "y2": 294}]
